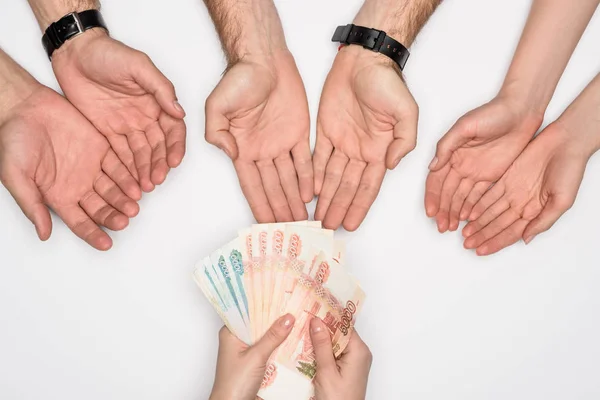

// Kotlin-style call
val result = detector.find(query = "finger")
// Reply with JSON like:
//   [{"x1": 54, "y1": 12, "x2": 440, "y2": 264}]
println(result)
[
  {"x1": 145, "y1": 120, "x2": 170, "y2": 185},
  {"x1": 132, "y1": 52, "x2": 185, "y2": 119},
  {"x1": 386, "y1": 108, "x2": 418, "y2": 169},
  {"x1": 476, "y1": 219, "x2": 529, "y2": 256},
  {"x1": 234, "y1": 160, "x2": 276, "y2": 223},
  {"x1": 313, "y1": 128, "x2": 334, "y2": 196},
  {"x1": 436, "y1": 169, "x2": 461, "y2": 233},
  {"x1": 323, "y1": 159, "x2": 366, "y2": 230},
  {"x1": 463, "y1": 197, "x2": 510, "y2": 239},
  {"x1": 126, "y1": 131, "x2": 154, "y2": 192},
  {"x1": 291, "y1": 141, "x2": 313, "y2": 203},
  {"x1": 160, "y1": 112, "x2": 187, "y2": 168},
  {"x1": 429, "y1": 118, "x2": 472, "y2": 171},
  {"x1": 205, "y1": 92, "x2": 238, "y2": 160},
  {"x1": 79, "y1": 191, "x2": 130, "y2": 231},
  {"x1": 468, "y1": 183, "x2": 505, "y2": 222},
  {"x1": 314, "y1": 151, "x2": 349, "y2": 222},
  {"x1": 460, "y1": 181, "x2": 491, "y2": 221},
  {"x1": 448, "y1": 179, "x2": 474, "y2": 232},
  {"x1": 274, "y1": 154, "x2": 308, "y2": 221},
  {"x1": 106, "y1": 134, "x2": 139, "y2": 182},
  {"x1": 344, "y1": 163, "x2": 386, "y2": 231},
  {"x1": 309, "y1": 317, "x2": 338, "y2": 377},
  {"x1": 522, "y1": 195, "x2": 573, "y2": 244},
  {"x1": 93, "y1": 172, "x2": 139, "y2": 218},
  {"x1": 424, "y1": 163, "x2": 450, "y2": 218},
  {"x1": 464, "y1": 208, "x2": 519, "y2": 250},
  {"x1": 102, "y1": 150, "x2": 142, "y2": 201},
  {"x1": 257, "y1": 160, "x2": 294, "y2": 222},
  {"x1": 2, "y1": 171, "x2": 52, "y2": 240},
  {"x1": 57, "y1": 205, "x2": 112, "y2": 251},
  {"x1": 251, "y1": 314, "x2": 295, "y2": 362}
]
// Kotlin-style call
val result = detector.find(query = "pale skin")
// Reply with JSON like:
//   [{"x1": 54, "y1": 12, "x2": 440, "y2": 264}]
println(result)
[
  {"x1": 209, "y1": 316, "x2": 372, "y2": 400},
  {"x1": 27, "y1": 0, "x2": 187, "y2": 193},
  {"x1": 203, "y1": 0, "x2": 313, "y2": 223},
  {"x1": 315, "y1": 0, "x2": 440, "y2": 231},
  {"x1": 462, "y1": 73, "x2": 600, "y2": 256},
  {"x1": 0, "y1": 49, "x2": 140, "y2": 250},
  {"x1": 425, "y1": 0, "x2": 600, "y2": 234}
]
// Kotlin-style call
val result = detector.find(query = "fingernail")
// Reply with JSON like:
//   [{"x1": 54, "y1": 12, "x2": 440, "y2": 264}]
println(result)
[
  {"x1": 476, "y1": 245, "x2": 488, "y2": 256},
  {"x1": 279, "y1": 314, "x2": 294, "y2": 329},
  {"x1": 173, "y1": 100, "x2": 185, "y2": 115},
  {"x1": 524, "y1": 235, "x2": 536, "y2": 245},
  {"x1": 310, "y1": 318, "x2": 323, "y2": 333},
  {"x1": 428, "y1": 157, "x2": 438, "y2": 170}
]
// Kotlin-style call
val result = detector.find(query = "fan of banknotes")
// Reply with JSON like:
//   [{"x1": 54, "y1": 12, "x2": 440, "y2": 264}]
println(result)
[{"x1": 193, "y1": 221, "x2": 365, "y2": 400}]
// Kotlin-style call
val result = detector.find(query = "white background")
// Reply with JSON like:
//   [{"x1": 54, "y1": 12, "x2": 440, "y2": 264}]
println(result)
[{"x1": 1, "y1": 0, "x2": 599, "y2": 399}]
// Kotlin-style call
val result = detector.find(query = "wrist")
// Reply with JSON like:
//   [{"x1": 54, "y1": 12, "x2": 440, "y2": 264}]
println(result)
[
  {"x1": 28, "y1": 0, "x2": 100, "y2": 32},
  {"x1": 0, "y1": 58, "x2": 39, "y2": 124},
  {"x1": 50, "y1": 27, "x2": 108, "y2": 64},
  {"x1": 209, "y1": 0, "x2": 287, "y2": 66},
  {"x1": 498, "y1": 79, "x2": 552, "y2": 119},
  {"x1": 337, "y1": 44, "x2": 403, "y2": 77}
]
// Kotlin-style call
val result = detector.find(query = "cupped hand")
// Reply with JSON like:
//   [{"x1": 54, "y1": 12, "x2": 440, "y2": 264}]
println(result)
[
  {"x1": 0, "y1": 85, "x2": 141, "y2": 250},
  {"x1": 461, "y1": 122, "x2": 589, "y2": 256},
  {"x1": 210, "y1": 314, "x2": 295, "y2": 400},
  {"x1": 51, "y1": 29, "x2": 187, "y2": 193},
  {"x1": 425, "y1": 96, "x2": 543, "y2": 233},
  {"x1": 309, "y1": 318, "x2": 372, "y2": 400},
  {"x1": 314, "y1": 45, "x2": 418, "y2": 231},
  {"x1": 205, "y1": 50, "x2": 313, "y2": 223}
]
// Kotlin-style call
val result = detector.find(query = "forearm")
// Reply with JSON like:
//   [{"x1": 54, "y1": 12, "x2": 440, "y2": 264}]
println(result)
[
  {"x1": 353, "y1": 0, "x2": 442, "y2": 47},
  {"x1": 500, "y1": 0, "x2": 600, "y2": 115},
  {"x1": 203, "y1": 0, "x2": 287, "y2": 65},
  {"x1": 0, "y1": 50, "x2": 37, "y2": 120},
  {"x1": 559, "y1": 73, "x2": 600, "y2": 157},
  {"x1": 27, "y1": 0, "x2": 100, "y2": 31}
]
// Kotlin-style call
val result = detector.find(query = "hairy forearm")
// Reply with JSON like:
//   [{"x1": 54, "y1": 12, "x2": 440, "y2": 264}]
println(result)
[
  {"x1": 27, "y1": 0, "x2": 100, "y2": 31},
  {"x1": 203, "y1": 0, "x2": 287, "y2": 65},
  {"x1": 501, "y1": 0, "x2": 600, "y2": 115},
  {"x1": 353, "y1": 0, "x2": 442, "y2": 47}
]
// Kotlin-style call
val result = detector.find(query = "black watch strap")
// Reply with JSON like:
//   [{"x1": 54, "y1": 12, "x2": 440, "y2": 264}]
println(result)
[
  {"x1": 42, "y1": 10, "x2": 108, "y2": 60},
  {"x1": 332, "y1": 24, "x2": 410, "y2": 71}
]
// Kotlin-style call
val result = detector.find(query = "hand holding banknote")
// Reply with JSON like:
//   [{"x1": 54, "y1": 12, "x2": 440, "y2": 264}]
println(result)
[
  {"x1": 310, "y1": 319, "x2": 372, "y2": 400},
  {"x1": 210, "y1": 315, "x2": 295, "y2": 400}
]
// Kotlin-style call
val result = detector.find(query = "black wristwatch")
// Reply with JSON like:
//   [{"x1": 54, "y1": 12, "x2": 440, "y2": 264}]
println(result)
[
  {"x1": 331, "y1": 24, "x2": 410, "y2": 71},
  {"x1": 42, "y1": 10, "x2": 108, "y2": 60}
]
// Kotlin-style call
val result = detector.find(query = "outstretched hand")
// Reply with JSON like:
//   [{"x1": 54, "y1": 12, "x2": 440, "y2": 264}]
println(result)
[
  {"x1": 315, "y1": 46, "x2": 418, "y2": 231},
  {"x1": 0, "y1": 85, "x2": 140, "y2": 250},
  {"x1": 425, "y1": 96, "x2": 543, "y2": 232},
  {"x1": 205, "y1": 50, "x2": 313, "y2": 223},
  {"x1": 51, "y1": 30, "x2": 187, "y2": 193}
]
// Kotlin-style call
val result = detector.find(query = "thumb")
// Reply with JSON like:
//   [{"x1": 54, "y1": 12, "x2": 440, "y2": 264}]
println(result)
[
  {"x1": 522, "y1": 195, "x2": 573, "y2": 244},
  {"x1": 309, "y1": 317, "x2": 339, "y2": 377},
  {"x1": 2, "y1": 171, "x2": 52, "y2": 240},
  {"x1": 205, "y1": 94, "x2": 239, "y2": 160},
  {"x1": 132, "y1": 52, "x2": 185, "y2": 119},
  {"x1": 386, "y1": 105, "x2": 418, "y2": 170},
  {"x1": 429, "y1": 120, "x2": 472, "y2": 171},
  {"x1": 250, "y1": 314, "x2": 295, "y2": 362}
]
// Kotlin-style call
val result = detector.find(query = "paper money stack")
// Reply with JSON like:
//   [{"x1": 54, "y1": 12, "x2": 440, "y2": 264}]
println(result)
[{"x1": 193, "y1": 221, "x2": 365, "y2": 400}]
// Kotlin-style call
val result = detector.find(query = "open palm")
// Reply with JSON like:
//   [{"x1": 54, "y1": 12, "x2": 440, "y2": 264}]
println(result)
[
  {"x1": 205, "y1": 50, "x2": 313, "y2": 222},
  {"x1": 51, "y1": 30, "x2": 187, "y2": 192},
  {"x1": 314, "y1": 47, "x2": 418, "y2": 231},
  {"x1": 425, "y1": 97, "x2": 543, "y2": 232},
  {"x1": 462, "y1": 122, "x2": 589, "y2": 256},
  {"x1": 0, "y1": 86, "x2": 140, "y2": 250}
]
